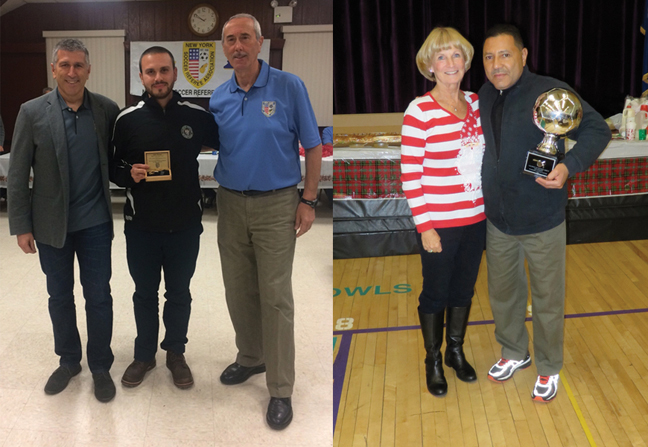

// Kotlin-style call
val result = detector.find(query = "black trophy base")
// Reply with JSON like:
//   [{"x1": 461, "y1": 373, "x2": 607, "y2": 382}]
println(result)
[{"x1": 523, "y1": 150, "x2": 558, "y2": 178}]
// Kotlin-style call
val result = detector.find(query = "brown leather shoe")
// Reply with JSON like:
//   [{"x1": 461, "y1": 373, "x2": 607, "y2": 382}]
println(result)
[
  {"x1": 121, "y1": 359, "x2": 156, "y2": 388},
  {"x1": 166, "y1": 351, "x2": 194, "y2": 389}
]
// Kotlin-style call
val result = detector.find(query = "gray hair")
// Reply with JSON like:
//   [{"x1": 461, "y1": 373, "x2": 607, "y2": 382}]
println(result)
[
  {"x1": 52, "y1": 38, "x2": 90, "y2": 66},
  {"x1": 221, "y1": 13, "x2": 262, "y2": 41}
]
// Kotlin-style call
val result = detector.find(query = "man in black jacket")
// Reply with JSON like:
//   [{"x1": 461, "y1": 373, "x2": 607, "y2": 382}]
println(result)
[
  {"x1": 111, "y1": 46, "x2": 218, "y2": 389},
  {"x1": 478, "y1": 24, "x2": 610, "y2": 402}
]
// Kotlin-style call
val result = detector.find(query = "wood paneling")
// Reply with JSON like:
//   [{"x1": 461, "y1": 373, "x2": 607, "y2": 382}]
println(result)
[{"x1": 0, "y1": 0, "x2": 333, "y2": 144}]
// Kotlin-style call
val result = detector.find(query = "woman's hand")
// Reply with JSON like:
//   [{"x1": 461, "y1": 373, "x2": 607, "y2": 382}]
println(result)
[{"x1": 421, "y1": 228, "x2": 442, "y2": 253}]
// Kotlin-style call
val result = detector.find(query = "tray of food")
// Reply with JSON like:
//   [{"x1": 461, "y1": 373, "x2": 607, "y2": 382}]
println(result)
[{"x1": 333, "y1": 133, "x2": 401, "y2": 148}]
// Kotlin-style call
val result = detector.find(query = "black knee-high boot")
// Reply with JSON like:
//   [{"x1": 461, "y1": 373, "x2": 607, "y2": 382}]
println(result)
[
  {"x1": 444, "y1": 305, "x2": 477, "y2": 382},
  {"x1": 418, "y1": 309, "x2": 447, "y2": 396}
]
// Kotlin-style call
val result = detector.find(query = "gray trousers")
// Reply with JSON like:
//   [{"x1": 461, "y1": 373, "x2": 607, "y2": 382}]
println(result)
[
  {"x1": 217, "y1": 186, "x2": 299, "y2": 398},
  {"x1": 486, "y1": 219, "x2": 566, "y2": 375}
]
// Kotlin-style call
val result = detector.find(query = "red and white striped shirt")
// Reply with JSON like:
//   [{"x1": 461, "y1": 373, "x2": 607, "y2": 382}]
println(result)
[{"x1": 401, "y1": 91, "x2": 486, "y2": 233}]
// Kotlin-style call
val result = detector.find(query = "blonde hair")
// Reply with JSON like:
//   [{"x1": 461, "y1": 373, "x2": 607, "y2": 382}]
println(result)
[{"x1": 416, "y1": 27, "x2": 474, "y2": 82}]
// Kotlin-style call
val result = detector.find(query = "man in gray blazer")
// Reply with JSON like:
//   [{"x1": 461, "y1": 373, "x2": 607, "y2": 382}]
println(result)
[{"x1": 8, "y1": 39, "x2": 120, "y2": 402}]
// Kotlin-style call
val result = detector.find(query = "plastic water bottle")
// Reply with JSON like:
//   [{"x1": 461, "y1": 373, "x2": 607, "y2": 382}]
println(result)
[
  {"x1": 621, "y1": 104, "x2": 633, "y2": 138},
  {"x1": 626, "y1": 115, "x2": 636, "y2": 141},
  {"x1": 637, "y1": 105, "x2": 648, "y2": 140}
]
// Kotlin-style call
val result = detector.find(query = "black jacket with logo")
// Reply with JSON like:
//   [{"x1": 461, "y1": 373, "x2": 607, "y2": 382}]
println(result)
[
  {"x1": 478, "y1": 67, "x2": 611, "y2": 235},
  {"x1": 111, "y1": 91, "x2": 219, "y2": 232}
]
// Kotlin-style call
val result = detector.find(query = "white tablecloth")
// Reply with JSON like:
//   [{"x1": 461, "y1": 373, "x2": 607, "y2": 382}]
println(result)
[
  {"x1": 333, "y1": 147, "x2": 401, "y2": 160},
  {"x1": 334, "y1": 140, "x2": 648, "y2": 161},
  {"x1": 0, "y1": 153, "x2": 333, "y2": 189},
  {"x1": 566, "y1": 139, "x2": 648, "y2": 159}
]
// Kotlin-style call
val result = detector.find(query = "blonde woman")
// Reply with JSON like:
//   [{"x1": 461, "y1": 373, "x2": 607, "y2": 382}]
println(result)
[{"x1": 401, "y1": 27, "x2": 486, "y2": 397}]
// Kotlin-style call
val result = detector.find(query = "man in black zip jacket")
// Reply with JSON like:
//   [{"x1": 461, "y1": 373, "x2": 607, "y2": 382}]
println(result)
[
  {"x1": 478, "y1": 25, "x2": 610, "y2": 402},
  {"x1": 111, "y1": 46, "x2": 219, "y2": 389}
]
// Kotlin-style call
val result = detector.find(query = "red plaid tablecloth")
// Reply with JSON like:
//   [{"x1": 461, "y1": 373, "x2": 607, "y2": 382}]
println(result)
[
  {"x1": 568, "y1": 157, "x2": 648, "y2": 198},
  {"x1": 333, "y1": 158, "x2": 404, "y2": 199},
  {"x1": 334, "y1": 157, "x2": 648, "y2": 199}
]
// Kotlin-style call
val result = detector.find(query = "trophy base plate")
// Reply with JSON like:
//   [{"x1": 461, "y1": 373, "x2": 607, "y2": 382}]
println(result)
[{"x1": 523, "y1": 150, "x2": 558, "y2": 178}]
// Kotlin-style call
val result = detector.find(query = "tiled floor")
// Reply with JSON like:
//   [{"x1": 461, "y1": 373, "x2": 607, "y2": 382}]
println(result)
[{"x1": 0, "y1": 191, "x2": 332, "y2": 447}]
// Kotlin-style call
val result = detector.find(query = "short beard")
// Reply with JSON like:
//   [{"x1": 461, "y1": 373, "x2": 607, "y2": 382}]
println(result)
[{"x1": 146, "y1": 83, "x2": 174, "y2": 100}]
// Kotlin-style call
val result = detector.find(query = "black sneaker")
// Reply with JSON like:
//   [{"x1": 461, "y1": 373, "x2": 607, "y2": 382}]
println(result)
[
  {"x1": 93, "y1": 372, "x2": 116, "y2": 402},
  {"x1": 44, "y1": 364, "x2": 82, "y2": 395}
]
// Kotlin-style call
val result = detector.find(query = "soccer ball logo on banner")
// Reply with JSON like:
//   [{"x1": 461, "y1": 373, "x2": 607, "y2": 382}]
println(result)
[{"x1": 182, "y1": 42, "x2": 216, "y2": 88}]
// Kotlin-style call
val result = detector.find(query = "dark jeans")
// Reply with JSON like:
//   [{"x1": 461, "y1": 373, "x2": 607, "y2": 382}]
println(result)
[
  {"x1": 125, "y1": 224, "x2": 202, "y2": 361},
  {"x1": 37, "y1": 221, "x2": 114, "y2": 373},
  {"x1": 416, "y1": 220, "x2": 486, "y2": 314}
]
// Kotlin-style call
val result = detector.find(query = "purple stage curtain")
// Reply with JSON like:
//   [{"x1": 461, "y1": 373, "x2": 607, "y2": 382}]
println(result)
[{"x1": 334, "y1": 0, "x2": 645, "y2": 118}]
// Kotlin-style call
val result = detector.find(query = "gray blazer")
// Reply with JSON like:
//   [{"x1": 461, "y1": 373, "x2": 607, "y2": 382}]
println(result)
[{"x1": 8, "y1": 88, "x2": 119, "y2": 248}]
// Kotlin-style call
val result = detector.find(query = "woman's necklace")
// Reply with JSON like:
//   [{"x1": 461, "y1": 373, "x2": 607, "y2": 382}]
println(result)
[
  {"x1": 434, "y1": 92, "x2": 462, "y2": 112},
  {"x1": 444, "y1": 98, "x2": 460, "y2": 112}
]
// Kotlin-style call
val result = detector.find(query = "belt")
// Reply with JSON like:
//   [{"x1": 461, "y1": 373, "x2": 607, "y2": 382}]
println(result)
[{"x1": 222, "y1": 185, "x2": 295, "y2": 197}]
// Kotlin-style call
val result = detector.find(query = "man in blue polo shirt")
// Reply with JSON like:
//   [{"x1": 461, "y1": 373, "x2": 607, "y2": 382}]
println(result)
[{"x1": 209, "y1": 13, "x2": 322, "y2": 430}]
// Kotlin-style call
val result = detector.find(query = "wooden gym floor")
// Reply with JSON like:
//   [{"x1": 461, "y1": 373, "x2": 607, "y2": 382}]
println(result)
[{"x1": 333, "y1": 240, "x2": 648, "y2": 446}]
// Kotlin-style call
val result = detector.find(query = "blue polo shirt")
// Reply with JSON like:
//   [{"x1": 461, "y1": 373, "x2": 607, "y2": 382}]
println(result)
[{"x1": 209, "y1": 60, "x2": 321, "y2": 191}]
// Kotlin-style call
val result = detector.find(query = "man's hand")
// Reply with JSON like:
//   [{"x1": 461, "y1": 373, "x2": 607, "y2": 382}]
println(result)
[
  {"x1": 131, "y1": 163, "x2": 149, "y2": 183},
  {"x1": 536, "y1": 163, "x2": 569, "y2": 189},
  {"x1": 17, "y1": 232, "x2": 36, "y2": 254},
  {"x1": 294, "y1": 202, "x2": 315, "y2": 237},
  {"x1": 0, "y1": 145, "x2": 4, "y2": 152}
]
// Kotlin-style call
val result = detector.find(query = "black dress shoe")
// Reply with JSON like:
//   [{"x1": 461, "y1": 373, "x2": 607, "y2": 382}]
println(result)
[
  {"x1": 44, "y1": 364, "x2": 82, "y2": 395},
  {"x1": 93, "y1": 372, "x2": 116, "y2": 403},
  {"x1": 122, "y1": 359, "x2": 156, "y2": 387},
  {"x1": 220, "y1": 362, "x2": 266, "y2": 385},
  {"x1": 266, "y1": 397, "x2": 293, "y2": 430}
]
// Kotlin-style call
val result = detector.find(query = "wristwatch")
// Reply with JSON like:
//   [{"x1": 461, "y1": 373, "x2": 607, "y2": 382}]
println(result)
[{"x1": 300, "y1": 197, "x2": 318, "y2": 208}]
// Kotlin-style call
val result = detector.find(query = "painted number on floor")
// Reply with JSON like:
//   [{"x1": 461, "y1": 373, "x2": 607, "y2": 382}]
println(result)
[{"x1": 335, "y1": 318, "x2": 354, "y2": 330}]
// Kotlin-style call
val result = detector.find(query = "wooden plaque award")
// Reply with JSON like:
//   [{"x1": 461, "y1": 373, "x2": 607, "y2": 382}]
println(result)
[{"x1": 144, "y1": 150, "x2": 172, "y2": 182}]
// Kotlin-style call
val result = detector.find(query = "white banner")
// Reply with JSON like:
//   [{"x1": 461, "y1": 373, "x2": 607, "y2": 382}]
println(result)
[{"x1": 130, "y1": 40, "x2": 271, "y2": 98}]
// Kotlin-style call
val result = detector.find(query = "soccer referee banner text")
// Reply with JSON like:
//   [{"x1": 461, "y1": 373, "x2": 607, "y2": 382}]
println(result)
[{"x1": 130, "y1": 41, "x2": 271, "y2": 98}]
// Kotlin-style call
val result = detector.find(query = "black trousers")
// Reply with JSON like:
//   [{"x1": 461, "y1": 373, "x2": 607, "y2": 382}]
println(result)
[
  {"x1": 416, "y1": 220, "x2": 486, "y2": 314},
  {"x1": 125, "y1": 224, "x2": 202, "y2": 361}
]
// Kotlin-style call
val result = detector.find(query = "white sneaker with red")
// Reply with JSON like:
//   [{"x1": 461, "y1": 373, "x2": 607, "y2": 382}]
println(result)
[
  {"x1": 487, "y1": 354, "x2": 531, "y2": 382},
  {"x1": 532, "y1": 374, "x2": 559, "y2": 402}
]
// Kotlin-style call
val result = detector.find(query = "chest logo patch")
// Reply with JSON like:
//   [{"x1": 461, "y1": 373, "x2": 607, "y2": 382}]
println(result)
[
  {"x1": 181, "y1": 125, "x2": 194, "y2": 139},
  {"x1": 262, "y1": 101, "x2": 276, "y2": 117}
]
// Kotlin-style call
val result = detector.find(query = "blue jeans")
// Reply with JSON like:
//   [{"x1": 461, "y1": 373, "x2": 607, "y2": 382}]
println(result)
[
  {"x1": 37, "y1": 221, "x2": 114, "y2": 373},
  {"x1": 124, "y1": 224, "x2": 202, "y2": 361},
  {"x1": 416, "y1": 220, "x2": 486, "y2": 314}
]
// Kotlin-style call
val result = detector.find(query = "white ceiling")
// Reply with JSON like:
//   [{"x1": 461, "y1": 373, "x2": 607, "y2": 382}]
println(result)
[{"x1": 1, "y1": 0, "x2": 159, "y2": 17}]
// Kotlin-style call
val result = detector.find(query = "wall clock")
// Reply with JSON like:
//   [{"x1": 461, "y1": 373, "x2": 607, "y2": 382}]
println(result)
[{"x1": 188, "y1": 4, "x2": 219, "y2": 37}]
